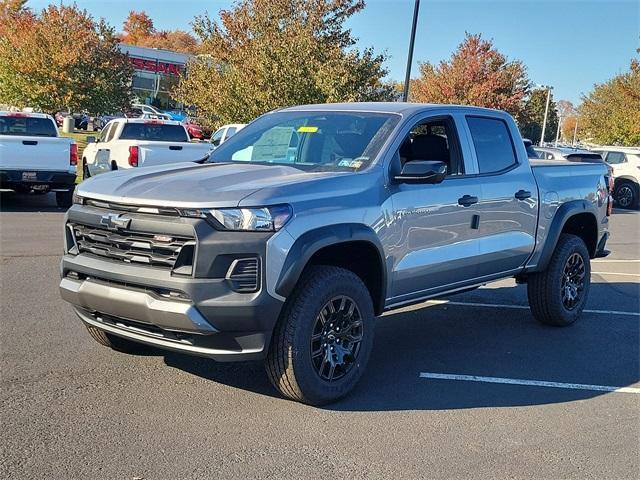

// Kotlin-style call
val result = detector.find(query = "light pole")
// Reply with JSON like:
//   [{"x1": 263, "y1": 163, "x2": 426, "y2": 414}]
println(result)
[
  {"x1": 402, "y1": 0, "x2": 421, "y2": 102},
  {"x1": 554, "y1": 111, "x2": 562, "y2": 147},
  {"x1": 536, "y1": 84, "x2": 553, "y2": 146},
  {"x1": 539, "y1": 85, "x2": 553, "y2": 146},
  {"x1": 572, "y1": 118, "x2": 579, "y2": 146}
]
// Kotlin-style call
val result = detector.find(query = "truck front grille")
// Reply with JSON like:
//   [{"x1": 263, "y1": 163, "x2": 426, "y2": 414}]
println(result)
[{"x1": 70, "y1": 223, "x2": 194, "y2": 270}]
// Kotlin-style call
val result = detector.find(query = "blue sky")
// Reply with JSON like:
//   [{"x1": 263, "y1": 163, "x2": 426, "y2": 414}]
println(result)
[{"x1": 28, "y1": 0, "x2": 639, "y2": 104}]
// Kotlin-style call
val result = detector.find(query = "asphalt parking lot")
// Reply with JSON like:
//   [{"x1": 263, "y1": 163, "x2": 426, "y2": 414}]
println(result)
[{"x1": 1, "y1": 192, "x2": 638, "y2": 479}]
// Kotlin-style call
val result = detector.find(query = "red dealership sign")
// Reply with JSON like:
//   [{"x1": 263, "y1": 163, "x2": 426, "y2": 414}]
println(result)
[{"x1": 129, "y1": 57, "x2": 183, "y2": 75}]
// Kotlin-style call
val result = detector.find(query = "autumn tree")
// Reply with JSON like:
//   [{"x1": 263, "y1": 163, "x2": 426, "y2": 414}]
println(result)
[
  {"x1": 174, "y1": 0, "x2": 393, "y2": 125},
  {"x1": 122, "y1": 10, "x2": 155, "y2": 44},
  {"x1": 0, "y1": 4, "x2": 133, "y2": 114},
  {"x1": 517, "y1": 88, "x2": 559, "y2": 143},
  {"x1": 410, "y1": 33, "x2": 530, "y2": 117},
  {"x1": 578, "y1": 59, "x2": 639, "y2": 146},
  {"x1": 120, "y1": 11, "x2": 199, "y2": 54}
]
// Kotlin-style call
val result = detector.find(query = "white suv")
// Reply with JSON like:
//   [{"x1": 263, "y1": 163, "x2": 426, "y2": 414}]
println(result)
[{"x1": 594, "y1": 147, "x2": 640, "y2": 209}]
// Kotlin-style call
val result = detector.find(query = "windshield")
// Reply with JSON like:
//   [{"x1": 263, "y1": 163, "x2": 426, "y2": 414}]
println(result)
[
  {"x1": 120, "y1": 123, "x2": 188, "y2": 142},
  {"x1": 208, "y1": 111, "x2": 400, "y2": 172},
  {"x1": 0, "y1": 116, "x2": 57, "y2": 137}
]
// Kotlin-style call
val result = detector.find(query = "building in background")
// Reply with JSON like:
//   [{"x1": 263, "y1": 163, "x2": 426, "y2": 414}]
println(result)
[{"x1": 118, "y1": 44, "x2": 190, "y2": 110}]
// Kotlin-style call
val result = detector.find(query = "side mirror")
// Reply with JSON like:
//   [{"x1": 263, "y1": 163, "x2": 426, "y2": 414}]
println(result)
[
  {"x1": 394, "y1": 160, "x2": 447, "y2": 184},
  {"x1": 86, "y1": 136, "x2": 96, "y2": 144}
]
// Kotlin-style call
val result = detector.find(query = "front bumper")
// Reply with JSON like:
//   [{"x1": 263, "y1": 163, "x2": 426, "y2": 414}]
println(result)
[
  {"x1": 59, "y1": 204, "x2": 285, "y2": 361},
  {"x1": 0, "y1": 169, "x2": 76, "y2": 192}
]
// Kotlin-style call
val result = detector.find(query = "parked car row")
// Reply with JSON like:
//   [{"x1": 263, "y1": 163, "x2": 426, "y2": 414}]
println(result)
[
  {"x1": 0, "y1": 111, "x2": 77, "y2": 207},
  {"x1": 526, "y1": 143, "x2": 638, "y2": 210}
]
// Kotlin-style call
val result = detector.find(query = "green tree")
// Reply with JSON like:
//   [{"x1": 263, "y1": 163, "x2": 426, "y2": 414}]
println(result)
[
  {"x1": 174, "y1": 0, "x2": 393, "y2": 125},
  {"x1": 0, "y1": 4, "x2": 133, "y2": 114},
  {"x1": 578, "y1": 59, "x2": 639, "y2": 146},
  {"x1": 410, "y1": 33, "x2": 530, "y2": 118},
  {"x1": 518, "y1": 88, "x2": 559, "y2": 144}
]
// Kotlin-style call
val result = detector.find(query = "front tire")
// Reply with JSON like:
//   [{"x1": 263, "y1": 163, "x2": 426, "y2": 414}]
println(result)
[
  {"x1": 614, "y1": 180, "x2": 639, "y2": 209},
  {"x1": 85, "y1": 325, "x2": 146, "y2": 353},
  {"x1": 265, "y1": 266, "x2": 375, "y2": 405},
  {"x1": 56, "y1": 190, "x2": 73, "y2": 208},
  {"x1": 527, "y1": 234, "x2": 591, "y2": 326}
]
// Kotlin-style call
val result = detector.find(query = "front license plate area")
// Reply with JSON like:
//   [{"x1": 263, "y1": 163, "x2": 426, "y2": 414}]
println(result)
[{"x1": 22, "y1": 171, "x2": 37, "y2": 181}]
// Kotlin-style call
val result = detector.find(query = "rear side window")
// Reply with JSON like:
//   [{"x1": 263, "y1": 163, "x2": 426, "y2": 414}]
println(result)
[
  {"x1": 226, "y1": 127, "x2": 238, "y2": 139},
  {"x1": 0, "y1": 116, "x2": 57, "y2": 137},
  {"x1": 605, "y1": 152, "x2": 626, "y2": 164},
  {"x1": 120, "y1": 123, "x2": 188, "y2": 142},
  {"x1": 466, "y1": 117, "x2": 517, "y2": 173}
]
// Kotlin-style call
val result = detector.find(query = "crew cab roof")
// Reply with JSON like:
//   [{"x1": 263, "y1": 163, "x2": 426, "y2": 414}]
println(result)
[
  {"x1": 0, "y1": 111, "x2": 52, "y2": 119},
  {"x1": 116, "y1": 118, "x2": 183, "y2": 126},
  {"x1": 279, "y1": 102, "x2": 506, "y2": 116}
]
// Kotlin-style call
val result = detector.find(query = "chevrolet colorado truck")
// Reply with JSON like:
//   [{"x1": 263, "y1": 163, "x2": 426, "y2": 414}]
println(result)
[
  {"x1": 81, "y1": 118, "x2": 212, "y2": 178},
  {"x1": 0, "y1": 111, "x2": 77, "y2": 207},
  {"x1": 60, "y1": 103, "x2": 611, "y2": 405}
]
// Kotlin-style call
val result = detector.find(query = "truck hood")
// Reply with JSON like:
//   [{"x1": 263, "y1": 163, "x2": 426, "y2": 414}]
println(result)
[{"x1": 77, "y1": 162, "x2": 344, "y2": 208}]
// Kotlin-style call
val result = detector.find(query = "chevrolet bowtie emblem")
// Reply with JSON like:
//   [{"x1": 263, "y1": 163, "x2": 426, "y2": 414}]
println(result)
[{"x1": 100, "y1": 213, "x2": 131, "y2": 231}]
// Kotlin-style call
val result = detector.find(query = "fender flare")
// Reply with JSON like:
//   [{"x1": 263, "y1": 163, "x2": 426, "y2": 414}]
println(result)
[
  {"x1": 534, "y1": 199, "x2": 599, "y2": 271},
  {"x1": 275, "y1": 223, "x2": 387, "y2": 313}
]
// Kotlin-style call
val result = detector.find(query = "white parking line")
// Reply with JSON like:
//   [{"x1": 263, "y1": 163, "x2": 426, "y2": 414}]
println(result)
[
  {"x1": 424, "y1": 300, "x2": 640, "y2": 317},
  {"x1": 592, "y1": 271, "x2": 640, "y2": 277},
  {"x1": 592, "y1": 259, "x2": 640, "y2": 263},
  {"x1": 419, "y1": 372, "x2": 640, "y2": 394}
]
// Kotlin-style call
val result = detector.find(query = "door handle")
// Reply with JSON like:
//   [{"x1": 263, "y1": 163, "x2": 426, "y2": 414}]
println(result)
[
  {"x1": 515, "y1": 189, "x2": 532, "y2": 200},
  {"x1": 22, "y1": 140, "x2": 38, "y2": 146},
  {"x1": 458, "y1": 195, "x2": 478, "y2": 207}
]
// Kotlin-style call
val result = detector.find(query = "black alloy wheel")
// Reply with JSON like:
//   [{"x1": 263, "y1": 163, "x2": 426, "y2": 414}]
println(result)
[
  {"x1": 561, "y1": 252, "x2": 586, "y2": 310},
  {"x1": 310, "y1": 295, "x2": 363, "y2": 382}
]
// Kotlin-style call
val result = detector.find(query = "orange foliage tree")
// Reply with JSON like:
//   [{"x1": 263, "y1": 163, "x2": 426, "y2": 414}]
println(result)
[{"x1": 411, "y1": 33, "x2": 530, "y2": 118}]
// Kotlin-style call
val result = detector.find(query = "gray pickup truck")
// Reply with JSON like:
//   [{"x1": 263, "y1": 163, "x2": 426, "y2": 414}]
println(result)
[{"x1": 60, "y1": 103, "x2": 611, "y2": 405}]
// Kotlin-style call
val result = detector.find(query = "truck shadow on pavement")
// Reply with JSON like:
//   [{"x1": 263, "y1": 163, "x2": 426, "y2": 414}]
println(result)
[
  {"x1": 162, "y1": 280, "x2": 639, "y2": 411},
  {"x1": 0, "y1": 192, "x2": 68, "y2": 212}
]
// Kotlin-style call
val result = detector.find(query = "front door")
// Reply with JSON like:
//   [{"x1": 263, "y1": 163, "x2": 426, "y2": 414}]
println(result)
[{"x1": 386, "y1": 115, "x2": 482, "y2": 304}]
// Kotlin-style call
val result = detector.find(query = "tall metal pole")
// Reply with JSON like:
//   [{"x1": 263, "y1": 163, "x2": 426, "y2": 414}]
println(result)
[
  {"x1": 403, "y1": 0, "x2": 420, "y2": 102},
  {"x1": 572, "y1": 118, "x2": 578, "y2": 146},
  {"x1": 554, "y1": 114, "x2": 562, "y2": 147},
  {"x1": 540, "y1": 86, "x2": 552, "y2": 145}
]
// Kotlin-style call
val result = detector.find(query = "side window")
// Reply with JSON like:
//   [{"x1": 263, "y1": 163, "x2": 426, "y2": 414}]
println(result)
[
  {"x1": 466, "y1": 116, "x2": 518, "y2": 174},
  {"x1": 211, "y1": 128, "x2": 225, "y2": 146},
  {"x1": 397, "y1": 117, "x2": 464, "y2": 176},
  {"x1": 225, "y1": 127, "x2": 238, "y2": 140},
  {"x1": 105, "y1": 123, "x2": 118, "y2": 143},
  {"x1": 605, "y1": 152, "x2": 626, "y2": 164},
  {"x1": 99, "y1": 123, "x2": 112, "y2": 142}
]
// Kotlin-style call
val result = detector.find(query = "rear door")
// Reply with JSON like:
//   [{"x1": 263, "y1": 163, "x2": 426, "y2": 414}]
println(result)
[
  {"x1": 0, "y1": 114, "x2": 70, "y2": 171},
  {"x1": 464, "y1": 115, "x2": 538, "y2": 277}
]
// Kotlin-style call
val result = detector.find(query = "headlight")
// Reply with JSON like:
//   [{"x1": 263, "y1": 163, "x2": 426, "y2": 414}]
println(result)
[
  {"x1": 72, "y1": 189, "x2": 83, "y2": 205},
  {"x1": 181, "y1": 204, "x2": 292, "y2": 231}
]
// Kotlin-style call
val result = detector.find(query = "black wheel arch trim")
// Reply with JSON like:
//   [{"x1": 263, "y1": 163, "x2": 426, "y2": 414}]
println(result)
[
  {"x1": 532, "y1": 199, "x2": 599, "y2": 272},
  {"x1": 275, "y1": 223, "x2": 387, "y2": 314}
]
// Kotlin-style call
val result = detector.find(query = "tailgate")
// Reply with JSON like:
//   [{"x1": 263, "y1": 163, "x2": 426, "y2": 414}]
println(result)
[
  {"x1": 0, "y1": 136, "x2": 73, "y2": 171},
  {"x1": 139, "y1": 142, "x2": 212, "y2": 167}
]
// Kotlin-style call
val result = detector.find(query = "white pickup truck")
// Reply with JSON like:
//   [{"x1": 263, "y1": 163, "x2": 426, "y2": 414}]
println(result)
[
  {"x1": 82, "y1": 118, "x2": 212, "y2": 178},
  {"x1": 0, "y1": 111, "x2": 77, "y2": 207}
]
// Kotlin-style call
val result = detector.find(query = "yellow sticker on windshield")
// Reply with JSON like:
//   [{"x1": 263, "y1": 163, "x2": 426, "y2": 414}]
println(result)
[{"x1": 297, "y1": 126, "x2": 318, "y2": 133}]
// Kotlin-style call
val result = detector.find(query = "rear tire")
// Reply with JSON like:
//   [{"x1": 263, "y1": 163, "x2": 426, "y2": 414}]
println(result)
[
  {"x1": 56, "y1": 190, "x2": 73, "y2": 208},
  {"x1": 614, "y1": 180, "x2": 639, "y2": 209},
  {"x1": 265, "y1": 266, "x2": 375, "y2": 405},
  {"x1": 85, "y1": 325, "x2": 145, "y2": 353},
  {"x1": 527, "y1": 234, "x2": 591, "y2": 327}
]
